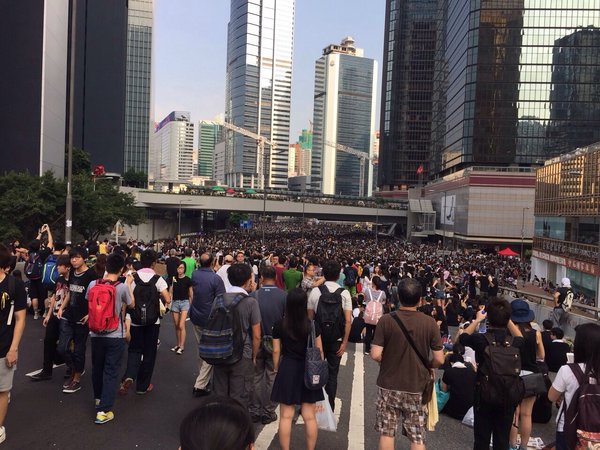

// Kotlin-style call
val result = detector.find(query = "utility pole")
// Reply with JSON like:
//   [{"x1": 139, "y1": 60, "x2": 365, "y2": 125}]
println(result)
[
  {"x1": 521, "y1": 207, "x2": 530, "y2": 261},
  {"x1": 65, "y1": 0, "x2": 77, "y2": 245}
]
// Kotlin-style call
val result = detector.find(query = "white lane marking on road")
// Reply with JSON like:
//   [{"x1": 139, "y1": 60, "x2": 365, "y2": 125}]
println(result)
[
  {"x1": 296, "y1": 398, "x2": 342, "y2": 425},
  {"x1": 254, "y1": 405, "x2": 280, "y2": 450},
  {"x1": 348, "y1": 343, "x2": 365, "y2": 450},
  {"x1": 340, "y1": 352, "x2": 348, "y2": 366}
]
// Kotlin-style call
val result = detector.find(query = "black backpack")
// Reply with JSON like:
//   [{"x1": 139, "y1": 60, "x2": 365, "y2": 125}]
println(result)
[
  {"x1": 198, "y1": 293, "x2": 246, "y2": 366},
  {"x1": 25, "y1": 253, "x2": 43, "y2": 280},
  {"x1": 315, "y1": 286, "x2": 345, "y2": 344},
  {"x1": 344, "y1": 267, "x2": 357, "y2": 286},
  {"x1": 477, "y1": 333, "x2": 525, "y2": 408},
  {"x1": 130, "y1": 274, "x2": 161, "y2": 326},
  {"x1": 563, "y1": 363, "x2": 600, "y2": 450}
]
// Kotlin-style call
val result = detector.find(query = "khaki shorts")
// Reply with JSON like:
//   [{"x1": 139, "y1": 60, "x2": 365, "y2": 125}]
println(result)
[
  {"x1": 375, "y1": 387, "x2": 426, "y2": 444},
  {"x1": 0, "y1": 359, "x2": 16, "y2": 392}
]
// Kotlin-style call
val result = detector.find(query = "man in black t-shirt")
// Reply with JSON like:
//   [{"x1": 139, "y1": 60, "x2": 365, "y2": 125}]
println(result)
[
  {"x1": 0, "y1": 245, "x2": 27, "y2": 445},
  {"x1": 57, "y1": 247, "x2": 98, "y2": 394},
  {"x1": 552, "y1": 277, "x2": 572, "y2": 326}
]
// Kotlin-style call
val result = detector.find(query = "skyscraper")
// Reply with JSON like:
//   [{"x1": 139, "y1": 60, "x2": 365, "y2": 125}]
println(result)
[
  {"x1": 378, "y1": 0, "x2": 439, "y2": 190},
  {"x1": 72, "y1": 0, "x2": 129, "y2": 175},
  {"x1": 224, "y1": 0, "x2": 295, "y2": 189},
  {"x1": 198, "y1": 121, "x2": 223, "y2": 178},
  {"x1": 311, "y1": 37, "x2": 377, "y2": 196},
  {"x1": 124, "y1": 0, "x2": 154, "y2": 174},
  {"x1": 431, "y1": 0, "x2": 600, "y2": 177},
  {"x1": 0, "y1": 0, "x2": 69, "y2": 176},
  {"x1": 150, "y1": 112, "x2": 194, "y2": 182}
]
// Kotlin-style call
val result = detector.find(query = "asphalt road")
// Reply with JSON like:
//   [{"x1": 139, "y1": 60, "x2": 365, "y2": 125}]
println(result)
[{"x1": 7, "y1": 315, "x2": 558, "y2": 449}]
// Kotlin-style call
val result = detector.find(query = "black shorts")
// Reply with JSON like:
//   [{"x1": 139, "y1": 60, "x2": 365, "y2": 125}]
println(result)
[{"x1": 28, "y1": 279, "x2": 48, "y2": 301}]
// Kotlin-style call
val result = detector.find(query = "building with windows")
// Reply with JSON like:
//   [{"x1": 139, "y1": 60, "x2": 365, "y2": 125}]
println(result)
[
  {"x1": 430, "y1": 1, "x2": 600, "y2": 178},
  {"x1": 531, "y1": 142, "x2": 600, "y2": 305},
  {"x1": 311, "y1": 37, "x2": 377, "y2": 196},
  {"x1": 72, "y1": 0, "x2": 129, "y2": 175},
  {"x1": 224, "y1": 0, "x2": 295, "y2": 189},
  {"x1": 0, "y1": 0, "x2": 69, "y2": 176},
  {"x1": 197, "y1": 121, "x2": 223, "y2": 178},
  {"x1": 124, "y1": 0, "x2": 154, "y2": 174},
  {"x1": 378, "y1": 0, "x2": 438, "y2": 191},
  {"x1": 150, "y1": 112, "x2": 194, "y2": 183}
]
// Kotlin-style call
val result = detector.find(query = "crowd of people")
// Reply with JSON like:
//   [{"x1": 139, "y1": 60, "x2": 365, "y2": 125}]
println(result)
[{"x1": 0, "y1": 222, "x2": 597, "y2": 449}]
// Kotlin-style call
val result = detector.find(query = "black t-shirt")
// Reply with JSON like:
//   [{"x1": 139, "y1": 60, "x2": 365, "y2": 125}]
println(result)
[
  {"x1": 556, "y1": 287, "x2": 572, "y2": 307},
  {"x1": 272, "y1": 319, "x2": 321, "y2": 361},
  {"x1": 63, "y1": 268, "x2": 98, "y2": 323},
  {"x1": 442, "y1": 364, "x2": 477, "y2": 420},
  {"x1": 166, "y1": 256, "x2": 181, "y2": 279},
  {"x1": 0, "y1": 275, "x2": 27, "y2": 358},
  {"x1": 172, "y1": 275, "x2": 192, "y2": 301}
]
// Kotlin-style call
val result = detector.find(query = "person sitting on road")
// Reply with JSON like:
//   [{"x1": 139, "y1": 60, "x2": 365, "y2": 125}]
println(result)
[{"x1": 440, "y1": 344, "x2": 476, "y2": 421}]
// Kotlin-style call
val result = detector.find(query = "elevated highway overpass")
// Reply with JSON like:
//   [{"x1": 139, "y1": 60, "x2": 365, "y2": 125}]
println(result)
[{"x1": 122, "y1": 188, "x2": 407, "y2": 223}]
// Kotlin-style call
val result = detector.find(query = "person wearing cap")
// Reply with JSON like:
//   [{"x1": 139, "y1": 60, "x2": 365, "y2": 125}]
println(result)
[
  {"x1": 57, "y1": 246, "x2": 99, "y2": 394},
  {"x1": 552, "y1": 278, "x2": 573, "y2": 326},
  {"x1": 509, "y1": 299, "x2": 545, "y2": 450}
]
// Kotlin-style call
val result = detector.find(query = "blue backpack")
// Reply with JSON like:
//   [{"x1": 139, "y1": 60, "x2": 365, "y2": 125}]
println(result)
[{"x1": 42, "y1": 254, "x2": 59, "y2": 289}]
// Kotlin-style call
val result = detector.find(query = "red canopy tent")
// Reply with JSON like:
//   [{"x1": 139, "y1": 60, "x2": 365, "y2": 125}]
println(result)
[{"x1": 498, "y1": 247, "x2": 519, "y2": 257}]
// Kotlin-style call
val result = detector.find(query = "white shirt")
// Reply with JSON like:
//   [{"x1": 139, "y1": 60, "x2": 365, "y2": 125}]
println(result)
[
  {"x1": 307, "y1": 281, "x2": 352, "y2": 312},
  {"x1": 227, "y1": 285, "x2": 249, "y2": 295},
  {"x1": 216, "y1": 264, "x2": 232, "y2": 291},
  {"x1": 129, "y1": 268, "x2": 168, "y2": 327},
  {"x1": 552, "y1": 363, "x2": 596, "y2": 431}
]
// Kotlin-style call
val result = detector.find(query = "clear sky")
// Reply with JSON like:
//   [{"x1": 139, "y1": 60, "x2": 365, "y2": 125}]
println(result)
[{"x1": 154, "y1": 0, "x2": 386, "y2": 140}]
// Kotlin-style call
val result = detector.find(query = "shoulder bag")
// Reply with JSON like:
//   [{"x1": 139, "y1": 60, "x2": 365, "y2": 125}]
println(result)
[
  {"x1": 390, "y1": 312, "x2": 434, "y2": 404},
  {"x1": 304, "y1": 320, "x2": 328, "y2": 390}
]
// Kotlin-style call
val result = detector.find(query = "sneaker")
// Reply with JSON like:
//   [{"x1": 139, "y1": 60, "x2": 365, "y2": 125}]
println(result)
[
  {"x1": 63, "y1": 380, "x2": 81, "y2": 394},
  {"x1": 62, "y1": 375, "x2": 74, "y2": 389},
  {"x1": 261, "y1": 414, "x2": 278, "y2": 425},
  {"x1": 95, "y1": 411, "x2": 114, "y2": 424},
  {"x1": 31, "y1": 371, "x2": 52, "y2": 381},
  {"x1": 176, "y1": 347, "x2": 184, "y2": 355},
  {"x1": 33, "y1": 312, "x2": 40, "y2": 320},
  {"x1": 118, "y1": 378, "x2": 133, "y2": 396},
  {"x1": 170, "y1": 346, "x2": 180, "y2": 352},
  {"x1": 136, "y1": 383, "x2": 153, "y2": 395},
  {"x1": 0, "y1": 426, "x2": 5, "y2": 444},
  {"x1": 157, "y1": 339, "x2": 161, "y2": 348}
]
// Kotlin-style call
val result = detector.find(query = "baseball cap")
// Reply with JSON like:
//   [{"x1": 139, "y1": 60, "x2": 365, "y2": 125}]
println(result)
[{"x1": 561, "y1": 277, "x2": 571, "y2": 288}]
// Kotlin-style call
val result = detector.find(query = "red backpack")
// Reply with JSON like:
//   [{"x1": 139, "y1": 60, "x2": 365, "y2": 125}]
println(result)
[{"x1": 87, "y1": 280, "x2": 120, "y2": 334}]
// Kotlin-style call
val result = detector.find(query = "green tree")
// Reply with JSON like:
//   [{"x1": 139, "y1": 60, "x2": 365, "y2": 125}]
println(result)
[
  {"x1": 0, "y1": 171, "x2": 65, "y2": 242},
  {"x1": 71, "y1": 174, "x2": 145, "y2": 240},
  {"x1": 122, "y1": 169, "x2": 148, "y2": 188},
  {"x1": 65, "y1": 147, "x2": 92, "y2": 177},
  {"x1": 229, "y1": 212, "x2": 249, "y2": 228}
]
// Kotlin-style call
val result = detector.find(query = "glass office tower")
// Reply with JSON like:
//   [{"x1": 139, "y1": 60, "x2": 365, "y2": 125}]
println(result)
[
  {"x1": 197, "y1": 121, "x2": 223, "y2": 178},
  {"x1": 378, "y1": 0, "x2": 439, "y2": 190},
  {"x1": 224, "y1": 0, "x2": 295, "y2": 189},
  {"x1": 124, "y1": 0, "x2": 153, "y2": 174},
  {"x1": 432, "y1": 0, "x2": 600, "y2": 176}
]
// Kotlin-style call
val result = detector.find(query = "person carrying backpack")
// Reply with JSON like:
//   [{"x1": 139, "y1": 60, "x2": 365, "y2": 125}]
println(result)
[
  {"x1": 86, "y1": 253, "x2": 134, "y2": 424},
  {"x1": 549, "y1": 323, "x2": 600, "y2": 450},
  {"x1": 552, "y1": 278, "x2": 573, "y2": 326},
  {"x1": 343, "y1": 260, "x2": 358, "y2": 297},
  {"x1": 459, "y1": 297, "x2": 525, "y2": 450},
  {"x1": 307, "y1": 260, "x2": 352, "y2": 412},
  {"x1": 363, "y1": 276, "x2": 386, "y2": 354},
  {"x1": 118, "y1": 249, "x2": 170, "y2": 395},
  {"x1": 200, "y1": 263, "x2": 260, "y2": 409}
]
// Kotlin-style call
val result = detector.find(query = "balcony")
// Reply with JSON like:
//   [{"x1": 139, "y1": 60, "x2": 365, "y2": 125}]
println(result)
[{"x1": 533, "y1": 236, "x2": 599, "y2": 265}]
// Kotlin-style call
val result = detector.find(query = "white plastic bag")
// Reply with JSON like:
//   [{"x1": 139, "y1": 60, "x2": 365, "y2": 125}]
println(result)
[
  {"x1": 315, "y1": 388, "x2": 337, "y2": 432},
  {"x1": 462, "y1": 406, "x2": 474, "y2": 428}
]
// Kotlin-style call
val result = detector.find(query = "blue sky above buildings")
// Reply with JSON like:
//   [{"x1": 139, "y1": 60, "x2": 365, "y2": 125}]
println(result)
[{"x1": 154, "y1": 0, "x2": 385, "y2": 139}]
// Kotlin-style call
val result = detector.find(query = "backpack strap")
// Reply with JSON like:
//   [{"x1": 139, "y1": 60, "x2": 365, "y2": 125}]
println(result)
[
  {"x1": 7, "y1": 275, "x2": 16, "y2": 303},
  {"x1": 318, "y1": 285, "x2": 328, "y2": 296},
  {"x1": 390, "y1": 312, "x2": 430, "y2": 371},
  {"x1": 568, "y1": 363, "x2": 586, "y2": 386}
]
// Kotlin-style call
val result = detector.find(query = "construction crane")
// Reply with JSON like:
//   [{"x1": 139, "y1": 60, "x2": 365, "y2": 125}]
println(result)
[
  {"x1": 325, "y1": 140, "x2": 376, "y2": 197},
  {"x1": 218, "y1": 121, "x2": 277, "y2": 189}
]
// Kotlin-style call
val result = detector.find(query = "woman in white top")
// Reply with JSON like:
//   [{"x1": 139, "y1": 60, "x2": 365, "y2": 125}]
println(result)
[
  {"x1": 362, "y1": 276, "x2": 386, "y2": 355},
  {"x1": 548, "y1": 323, "x2": 600, "y2": 450}
]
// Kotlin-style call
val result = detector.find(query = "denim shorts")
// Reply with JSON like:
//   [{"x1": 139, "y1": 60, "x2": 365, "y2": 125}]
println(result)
[{"x1": 171, "y1": 300, "x2": 190, "y2": 313}]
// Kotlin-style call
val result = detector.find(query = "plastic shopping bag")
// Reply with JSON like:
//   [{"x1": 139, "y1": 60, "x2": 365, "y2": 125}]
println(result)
[
  {"x1": 315, "y1": 388, "x2": 337, "y2": 432},
  {"x1": 427, "y1": 382, "x2": 439, "y2": 431},
  {"x1": 436, "y1": 379, "x2": 450, "y2": 412},
  {"x1": 462, "y1": 406, "x2": 475, "y2": 428}
]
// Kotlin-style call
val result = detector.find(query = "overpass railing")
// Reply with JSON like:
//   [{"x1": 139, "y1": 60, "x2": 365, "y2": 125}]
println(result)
[{"x1": 499, "y1": 286, "x2": 600, "y2": 320}]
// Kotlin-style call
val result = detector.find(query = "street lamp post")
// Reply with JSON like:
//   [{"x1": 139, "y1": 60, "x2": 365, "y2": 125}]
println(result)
[
  {"x1": 65, "y1": 0, "x2": 77, "y2": 244},
  {"x1": 521, "y1": 207, "x2": 530, "y2": 261},
  {"x1": 262, "y1": 189, "x2": 267, "y2": 247},
  {"x1": 301, "y1": 198, "x2": 306, "y2": 241}
]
